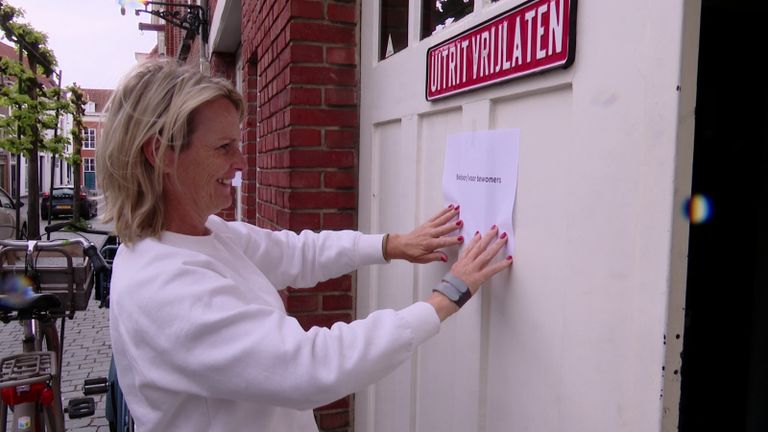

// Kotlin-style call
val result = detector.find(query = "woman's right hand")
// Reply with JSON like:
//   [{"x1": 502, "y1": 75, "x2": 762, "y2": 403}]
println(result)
[
  {"x1": 450, "y1": 225, "x2": 512, "y2": 294},
  {"x1": 427, "y1": 225, "x2": 513, "y2": 321}
]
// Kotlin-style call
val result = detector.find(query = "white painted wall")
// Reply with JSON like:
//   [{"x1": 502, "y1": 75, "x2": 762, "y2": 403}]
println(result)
[{"x1": 358, "y1": 0, "x2": 701, "y2": 431}]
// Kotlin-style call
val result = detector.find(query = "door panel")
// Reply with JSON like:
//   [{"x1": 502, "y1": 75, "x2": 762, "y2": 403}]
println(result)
[{"x1": 359, "y1": 0, "x2": 700, "y2": 431}]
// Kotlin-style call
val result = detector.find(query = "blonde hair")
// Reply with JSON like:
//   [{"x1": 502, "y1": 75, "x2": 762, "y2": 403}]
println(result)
[{"x1": 97, "y1": 59, "x2": 244, "y2": 244}]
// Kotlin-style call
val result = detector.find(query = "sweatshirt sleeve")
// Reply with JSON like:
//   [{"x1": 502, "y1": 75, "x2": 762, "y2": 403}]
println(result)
[
  {"x1": 113, "y1": 260, "x2": 441, "y2": 411},
  {"x1": 228, "y1": 221, "x2": 387, "y2": 289}
]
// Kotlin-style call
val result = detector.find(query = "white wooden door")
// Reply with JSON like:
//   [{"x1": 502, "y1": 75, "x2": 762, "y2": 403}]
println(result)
[{"x1": 358, "y1": 1, "x2": 702, "y2": 431}]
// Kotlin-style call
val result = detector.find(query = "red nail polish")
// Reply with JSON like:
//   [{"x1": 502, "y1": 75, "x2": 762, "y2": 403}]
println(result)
[
  {"x1": 456, "y1": 220, "x2": 462, "y2": 226},
  {"x1": 474, "y1": 231, "x2": 480, "y2": 236},
  {"x1": 491, "y1": 224, "x2": 497, "y2": 230},
  {"x1": 500, "y1": 232, "x2": 507, "y2": 239},
  {"x1": 457, "y1": 236, "x2": 464, "y2": 242},
  {"x1": 447, "y1": 204, "x2": 454, "y2": 209},
  {"x1": 454, "y1": 205, "x2": 460, "y2": 212},
  {"x1": 506, "y1": 255, "x2": 513, "y2": 261},
  {"x1": 440, "y1": 256, "x2": 447, "y2": 262}
]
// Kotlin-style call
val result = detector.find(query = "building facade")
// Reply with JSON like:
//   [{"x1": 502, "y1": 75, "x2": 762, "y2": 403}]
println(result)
[{"x1": 138, "y1": 1, "x2": 767, "y2": 431}]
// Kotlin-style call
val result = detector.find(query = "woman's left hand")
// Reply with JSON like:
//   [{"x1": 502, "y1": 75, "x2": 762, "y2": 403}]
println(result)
[{"x1": 385, "y1": 204, "x2": 464, "y2": 263}]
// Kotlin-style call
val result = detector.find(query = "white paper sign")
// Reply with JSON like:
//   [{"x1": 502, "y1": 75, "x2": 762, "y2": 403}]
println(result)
[{"x1": 442, "y1": 129, "x2": 520, "y2": 254}]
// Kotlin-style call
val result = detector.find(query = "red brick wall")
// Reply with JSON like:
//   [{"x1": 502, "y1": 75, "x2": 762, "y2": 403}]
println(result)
[{"x1": 242, "y1": 0, "x2": 359, "y2": 430}]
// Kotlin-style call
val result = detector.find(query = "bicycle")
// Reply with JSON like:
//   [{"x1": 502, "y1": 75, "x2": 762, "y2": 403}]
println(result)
[
  {"x1": 0, "y1": 229, "x2": 109, "y2": 431},
  {"x1": 39, "y1": 222, "x2": 133, "y2": 432}
]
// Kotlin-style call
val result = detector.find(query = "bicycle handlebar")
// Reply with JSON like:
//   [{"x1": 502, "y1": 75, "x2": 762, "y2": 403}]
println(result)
[
  {"x1": 0, "y1": 238, "x2": 109, "y2": 274},
  {"x1": 44, "y1": 221, "x2": 114, "y2": 237}
]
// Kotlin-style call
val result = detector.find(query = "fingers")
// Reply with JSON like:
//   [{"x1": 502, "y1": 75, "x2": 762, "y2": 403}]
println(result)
[
  {"x1": 430, "y1": 205, "x2": 461, "y2": 229},
  {"x1": 428, "y1": 204, "x2": 460, "y2": 224},
  {"x1": 478, "y1": 254, "x2": 514, "y2": 281},
  {"x1": 466, "y1": 225, "x2": 499, "y2": 261},
  {"x1": 450, "y1": 226, "x2": 510, "y2": 290},
  {"x1": 414, "y1": 252, "x2": 448, "y2": 264}
]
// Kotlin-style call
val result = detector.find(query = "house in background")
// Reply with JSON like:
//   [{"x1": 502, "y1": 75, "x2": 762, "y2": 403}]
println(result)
[
  {"x1": 1, "y1": 40, "x2": 113, "y2": 200},
  {"x1": 74, "y1": 88, "x2": 112, "y2": 191}
]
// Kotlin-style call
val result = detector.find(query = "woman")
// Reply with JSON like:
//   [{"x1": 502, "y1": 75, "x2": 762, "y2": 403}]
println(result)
[{"x1": 97, "y1": 59, "x2": 512, "y2": 431}]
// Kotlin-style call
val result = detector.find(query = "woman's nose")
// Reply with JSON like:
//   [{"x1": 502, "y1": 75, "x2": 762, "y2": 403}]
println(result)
[{"x1": 232, "y1": 145, "x2": 246, "y2": 170}]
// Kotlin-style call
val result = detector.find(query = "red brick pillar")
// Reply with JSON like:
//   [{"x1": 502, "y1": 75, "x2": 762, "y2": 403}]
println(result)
[{"x1": 242, "y1": 0, "x2": 359, "y2": 430}]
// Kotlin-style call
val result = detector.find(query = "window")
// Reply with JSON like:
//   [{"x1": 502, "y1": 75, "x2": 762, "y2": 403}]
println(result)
[
  {"x1": 422, "y1": 0, "x2": 474, "y2": 38},
  {"x1": 83, "y1": 157, "x2": 95, "y2": 172},
  {"x1": 380, "y1": 0, "x2": 409, "y2": 59},
  {"x1": 83, "y1": 128, "x2": 95, "y2": 149}
]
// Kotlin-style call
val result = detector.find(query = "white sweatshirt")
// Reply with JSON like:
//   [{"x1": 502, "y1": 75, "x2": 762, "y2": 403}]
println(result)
[{"x1": 110, "y1": 216, "x2": 441, "y2": 431}]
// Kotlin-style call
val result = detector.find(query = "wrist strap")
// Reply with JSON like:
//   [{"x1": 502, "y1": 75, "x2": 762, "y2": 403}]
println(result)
[{"x1": 433, "y1": 272, "x2": 472, "y2": 308}]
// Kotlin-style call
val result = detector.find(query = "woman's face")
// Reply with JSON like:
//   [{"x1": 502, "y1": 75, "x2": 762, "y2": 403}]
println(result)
[{"x1": 163, "y1": 97, "x2": 245, "y2": 227}]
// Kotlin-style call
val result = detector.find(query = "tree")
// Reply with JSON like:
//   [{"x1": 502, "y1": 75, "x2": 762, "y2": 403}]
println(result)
[
  {"x1": 0, "y1": 1, "x2": 68, "y2": 239},
  {"x1": 67, "y1": 84, "x2": 85, "y2": 225}
]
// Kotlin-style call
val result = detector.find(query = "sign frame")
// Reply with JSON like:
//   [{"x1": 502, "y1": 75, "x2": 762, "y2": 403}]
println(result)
[{"x1": 425, "y1": 0, "x2": 578, "y2": 101}]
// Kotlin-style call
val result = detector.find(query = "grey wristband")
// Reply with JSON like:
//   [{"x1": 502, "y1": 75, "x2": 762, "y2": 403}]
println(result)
[{"x1": 433, "y1": 272, "x2": 471, "y2": 308}]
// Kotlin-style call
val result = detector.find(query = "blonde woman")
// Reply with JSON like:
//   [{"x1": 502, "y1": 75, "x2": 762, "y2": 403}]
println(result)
[{"x1": 98, "y1": 59, "x2": 512, "y2": 432}]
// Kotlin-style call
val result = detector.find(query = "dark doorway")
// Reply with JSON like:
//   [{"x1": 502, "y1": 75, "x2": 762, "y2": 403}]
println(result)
[{"x1": 679, "y1": 1, "x2": 768, "y2": 431}]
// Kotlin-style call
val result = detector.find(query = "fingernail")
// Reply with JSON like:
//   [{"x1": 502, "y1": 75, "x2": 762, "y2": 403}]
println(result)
[
  {"x1": 454, "y1": 205, "x2": 460, "y2": 212},
  {"x1": 440, "y1": 256, "x2": 447, "y2": 262},
  {"x1": 500, "y1": 232, "x2": 507, "y2": 239},
  {"x1": 457, "y1": 236, "x2": 464, "y2": 242},
  {"x1": 447, "y1": 204, "x2": 454, "y2": 209},
  {"x1": 506, "y1": 255, "x2": 513, "y2": 261},
  {"x1": 491, "y1": 224, "x2": 497, "y2": 230},
  {"x1": 455, "y1": 220, "x2": 463, "y2": 226},
  {"x1": 474, "y1": 230, "x2": 480, "y2": 236}
]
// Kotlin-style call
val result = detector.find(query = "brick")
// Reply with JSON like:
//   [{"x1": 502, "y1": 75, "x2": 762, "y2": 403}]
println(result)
[
  {"x1": 290, "y1": 171, "x2": 322, "y2": 188},
  {"x1": 325, "y1": 129, "x2": 357, "y2": 148},
  {"x1": 289, "y1": 66, "x2": 357, "y2": 86},
  {"x1": 290, "y1": 43, "x2": 324, "y2": 63},
  {"x1": 325, "y1": 88, "x2": 357, "y2": 106},
  {"x1": 324, "y1": 171, "x2": 356, "y2": 189},
  {"x1": 286, "y1": 191, "x2": 356, "y2": 209},
  {"x1": 289, "y1": 87, "x2": 322, "y2": 105},
  {"x1": 317, "y1": 411, "x2": 350, "y2": 430},
  {"x1": 323, "y1": 212, "x2": 355, "y2": 230},
  {"x1": 289, "y1": 22, "x2": 355, "y2": 44},
  {"x1": 289, "y1": 128, "x2": 322, "y2": 146},
  {"x1": 289, "y1": 150, "x2": 355, "y2": 168},
  {"x1": 287, "y1": 108, "x2": 358, "y2": 127},
  {"x1": 327, "y1": 3, "x2": 357, "y2": 23},
  {"x1": 323, "y1": 294, "x2": 353, "y2": 311},
  {"x1": 286, "y1": 294, "x2": 319, "y2": 313},
  {"x1": 288, "y1": 212, "x2": 322, "y2": 231},
  {"x1": 290, "y1": 0, "x2": 324, "y2": 19},
  {"x1": 326, "y1": 47, "x2": 356, "y2": 65}
]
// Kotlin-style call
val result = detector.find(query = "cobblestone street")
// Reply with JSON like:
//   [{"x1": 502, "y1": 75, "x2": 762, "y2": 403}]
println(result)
[{"x1": 1, "y1": 298, "x2": 112, "y2": 431}]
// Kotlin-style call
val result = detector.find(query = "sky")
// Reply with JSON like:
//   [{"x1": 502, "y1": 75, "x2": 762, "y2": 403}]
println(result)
[{"x1": 3, "y1": 0, "x2": 158, "y2": 89}]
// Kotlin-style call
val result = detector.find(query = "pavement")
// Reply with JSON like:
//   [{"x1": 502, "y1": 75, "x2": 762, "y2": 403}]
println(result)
[
  {"x1": 1, "y1": 215, "x2": 115, "y2": 431},
  {"x1": 1, "y1": 299, "x2": 113, "y2": 431}
]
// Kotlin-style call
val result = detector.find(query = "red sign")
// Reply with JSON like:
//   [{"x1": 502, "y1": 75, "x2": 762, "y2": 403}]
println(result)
[{"x1": 426, "y1": 0, "x2": 577, "y2": 101}]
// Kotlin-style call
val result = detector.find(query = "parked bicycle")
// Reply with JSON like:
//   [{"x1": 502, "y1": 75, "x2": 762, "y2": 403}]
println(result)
[{"x1": 0, "y1": 223, "x2": 111, "y2": 431}]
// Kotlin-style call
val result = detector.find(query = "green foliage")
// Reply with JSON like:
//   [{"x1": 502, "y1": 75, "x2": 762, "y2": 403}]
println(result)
[
  {"x1": 0, "y1": 4, "x2": 73, "y2": 157},
  {"x1": 66, "y1": 83, "x2": 85, "y2": 166},
  {"x1": 0, "y1": 3, "x2": 57, "y2": 76}
]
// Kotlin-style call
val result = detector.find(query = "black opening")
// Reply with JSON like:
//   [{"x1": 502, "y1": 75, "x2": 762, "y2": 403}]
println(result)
[{"x1": 679, "y1": 1, "x2": 768, "y2": 431}]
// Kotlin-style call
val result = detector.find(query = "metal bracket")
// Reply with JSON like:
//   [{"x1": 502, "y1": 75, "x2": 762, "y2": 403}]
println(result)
[{"x1": 135, "y1": 1, "x2": 208, "y2": 44}]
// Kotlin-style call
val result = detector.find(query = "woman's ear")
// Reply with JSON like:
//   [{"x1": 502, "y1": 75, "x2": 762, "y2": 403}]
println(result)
[
  {"x1": 142, "y1": 137, "x2": 160, "y2": 167},
  {"x1": 142, "y1": 137, "x2": 175, "y2": 173}
]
